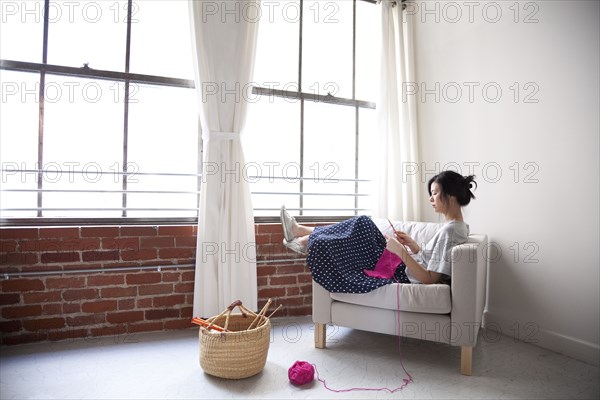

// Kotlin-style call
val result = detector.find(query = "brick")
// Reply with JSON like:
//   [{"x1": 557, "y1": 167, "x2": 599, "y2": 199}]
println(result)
[
  {"x1": 153, "y1": 294, "x2": 186, "y2": 307},
  {"x1": 140, "y1": 237, "x2": 174, "y2": 249},
  {"x1": 257, "y1": 288, "x2": 285, "y2": 298},
  {"x1": 122, "y1": 249, "x2": 157, "y2": 261},
  {"x1": 159, "y1": 248, "x2": 195, "y2": 260},
  {"x1": 1, "y1": 278, "x2": 45, "y2": 292},
  {"x1": 106, "y1": 311, "x2": 144, "y2": 324},
  {"x1": 181, "y1": 271, "x2": 195, "y2": 281},
  {"x1": 23, "y1": 317, "x2": 65, "y2": 331},
  {"x1": 180, "y1": 306, "x2": 193, "y2": 318},
  {"x1": 62, "y1": 289, "x2": 99, "y2": 301},
  {"x1": 82, "y1": 250, "x2": 119, "y2": 262},
  {"x1": 2, "y1": 332, "x2": 47, "y2": 345},
  {"x1": 136, "y1": 298, "x2": 153, "y2": 308},
  {"x1": 165, "y1": 319, "x2": 194, "y2": 330},
  {"x1": 298, "y1": 274, "x2": 312, "y2": 284},
  {"x1": 298, "y1": 284, "x2": 312, "y2": 295},
  {"x1": 118, "y1": 299, "x2": 135, "y2": 310},
  {"x1": 41, "y1": 251, "x2": 80, "y2": 264},
  {"x1": 126, "y1": 273, "x2": 161, "y2": 285},
  {"x1": 39, "y1": 228, "x2": 80, "y2": 239},
  {"x1": 48, "y1": 329, "x2": 88, "y2": 342},
  {"x1": 46, "y1": 276, "x2": 85, "y2": 289},
  {"x1": 100, "y1": 286, "x2": 137, "y2": 298},
  {"x1": 101, "y1": 237, "x2": 139, "y2": 251},
  {"x1": 257, "y1": 266, "x2": 277, "y2": 276},
  {"x1": 286, "y1": 287, "x2": 300, "y2": 296},
  {"x1": 0, "y1": 240, "x2": 18, "y2": 253},
  {"x1": 256, "y1": 224, "x2": 284, "y2": 234},
  {"x1": 21, "y1": 238, "x2": 101, "y2": 252},
  {"x1": 81, "y1": 226, "x2": 119, "y2": 237},
  {"x1": 0, "y1": 252, "x2": 39, "y2": 265},
  {"x1": 287, "y1": 306, "x2": 312, "y2": 317},
  {"x1": 0, "y1": 320, "x2": 22, "y2": 332},
  {"x1": 66, "y1": 314, "x2": 105, "y2": 327},
  {"x1": 81, "y1": 300, "x2": 118, "y2": 313},
  {"x1": 161, "y1": 272, "x2": 180, "y2": 282},
  {"x1": 23, "y1": 291, "x2": 62, "y2": 304},
  {"x1": 63, "y1": 303, "x2": 81, "y2": 313},
  {"x1": 174, "y1": 282, "x2": 194, "y2": 293},
  {"x1": 175, "y1": 236, "x2": 196, "y2": 248},
  {"x1": 0, "y1": 228, "x2": 38, "y2": 240},
  {"x1": 158, "y1": 226, "x2": 194, "y2": 236},
  {"x1": 90, "y1": 325, "x2": 127, "y2": 338},
  {"x1": 42, "y1": 303, "x2": 63, "y2": 315},
  {"x1": 145, "y1": 309, "x2": 179, "y2": 320},
  {"x1": 138, "y1": 283, "x2": 173, "y2": 296},
  {"x1": 270, "y1": 275, "x2": 298, "y2": 285},
  {"x1": 254, "y1": 234, "x2": 272, "y2": 245},
  {"x1": 128, "y1": 321, "x2": 164, "y2": 333},
  {"x1": 86, "y1": 274, "x2": 124, "y2": 286},
  {"x1": 120, "y1": 226, "x2": 158, "y2": 237},
  {"x1": 0, "y1": 293, "x2": 21, "y2": 305}
]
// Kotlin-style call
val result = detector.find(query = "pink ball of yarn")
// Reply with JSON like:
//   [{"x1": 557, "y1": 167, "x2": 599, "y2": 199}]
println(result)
[{"x1": 288, "y1": 360, "x2": 314, "y2": 386}]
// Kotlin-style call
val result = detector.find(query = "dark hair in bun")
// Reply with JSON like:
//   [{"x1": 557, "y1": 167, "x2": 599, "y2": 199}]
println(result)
[{"x1": 427, "y1": 171, "x2": 477, "y2": 206}]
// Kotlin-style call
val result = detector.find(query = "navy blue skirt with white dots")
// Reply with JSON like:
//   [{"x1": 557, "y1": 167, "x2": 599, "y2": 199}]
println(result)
[{"x1": 306, "y1": 215, "x2": 410, "y2": 293}]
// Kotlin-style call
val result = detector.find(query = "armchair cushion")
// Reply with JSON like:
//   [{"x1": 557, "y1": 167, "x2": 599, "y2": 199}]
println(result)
[{"x1": 330, "y1": 283, "x2": 451, "y2": 314}]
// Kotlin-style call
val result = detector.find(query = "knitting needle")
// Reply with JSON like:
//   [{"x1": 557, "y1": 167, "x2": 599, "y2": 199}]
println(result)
[
  {"x1": 248, "y1": 298, "x2": 271, "y2": 330},
  {"x1": 191, "y1": 317, "x2": 229, "y2": 332},
  {"x1": 257, "y1": 304, "x2": 283, "y2": 328}
]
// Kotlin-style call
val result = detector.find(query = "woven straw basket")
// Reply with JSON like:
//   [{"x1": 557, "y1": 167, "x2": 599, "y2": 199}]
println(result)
[{"x1": 199, "y1": 302, "x2": 271, "y2": 379}]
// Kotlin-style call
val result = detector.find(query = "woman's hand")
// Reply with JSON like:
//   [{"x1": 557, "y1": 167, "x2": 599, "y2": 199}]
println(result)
[
  {"x1": 385, "y1": 235, "x2": 408, "y2": 258},
  {"x1": 393, "y1": 231, "x2": 420, "y2": 254}
]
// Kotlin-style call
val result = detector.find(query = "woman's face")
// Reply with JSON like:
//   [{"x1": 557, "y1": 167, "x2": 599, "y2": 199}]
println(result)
[{"x1": 429, "y1": 182, "x2": 445, "y2": 213}]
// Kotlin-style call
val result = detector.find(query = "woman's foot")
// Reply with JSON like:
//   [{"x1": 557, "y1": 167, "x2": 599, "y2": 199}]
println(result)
[
  {"x1": 280, "y1": 205, "x2": 298, "y2": 242},
  {"x1": 283, "y1": 236, "x2": 309, "y2": 255},
  {"x1": 280, "y1": 205, "x2": 316, "y2": 242}
]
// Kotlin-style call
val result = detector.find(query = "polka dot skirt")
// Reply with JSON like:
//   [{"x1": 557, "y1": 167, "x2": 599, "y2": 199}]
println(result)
[{"x1": 307, "y1": 216, "x2": 410, "y2": 293}]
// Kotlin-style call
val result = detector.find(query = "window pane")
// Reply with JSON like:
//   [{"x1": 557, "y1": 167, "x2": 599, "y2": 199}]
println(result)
[
  {"x1": 302, "y1": 0, "x2": 353, "y2": 98},
  {"x1": 357, "y1": 107, "x2": 377, "y2": 214},
  {"x1": 0, "y1": 0, "x2": 44, "y2": 63},
  {"x1": 129, "y1": 0, "x2": 195, "y2": 79},
  {"x1": 46, "y1": 0, "x2": 127, "y2": 71},
  {"x1": 303, "y1": 101, "x2": 356, "y2": 216},
  {"x1": 0, "y1": 71, "x2": 41, "y2": 217},
  {"x1": 127, "y1": 84, "x2": 199, "y2": 217},
  {"x1": 42, "y1": 75, "x2": 124, "y2": 217},
  {"x1": 244, "y1": 94, "x2": 301, "y2": 216},
  {"x1": 253, "y1": 0, "x2": 300, "y2": 89},
  {"x1": 355, "y1": 0, "x2": 381, "y2": 102}
]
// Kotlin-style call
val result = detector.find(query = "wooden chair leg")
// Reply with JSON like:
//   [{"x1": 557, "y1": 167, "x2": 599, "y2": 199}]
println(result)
[
  {"x1": 315, "y1": 323, "x2": 326, "y2": 349},
  {"x1": 461, "y1": 346, "x2": 473, "y2": 376}
]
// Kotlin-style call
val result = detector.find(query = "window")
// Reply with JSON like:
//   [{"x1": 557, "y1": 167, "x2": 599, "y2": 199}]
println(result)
[
  {"x1": 1, "y1": 0, "x2": 383, "y2": 226},
  {"x1": 244, "y1": 0, "x2": 381, "y2": 220},
  {"x1": 0, "y1": 0, "x2": 200, "y2": 225}
]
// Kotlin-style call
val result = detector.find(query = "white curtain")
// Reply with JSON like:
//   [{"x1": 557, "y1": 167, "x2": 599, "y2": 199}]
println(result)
[
  {"x1": 189, "y1": 0, "x2": 259, "y2": 317},
  {"x1": 373, "y1": 0, "x2": 421, "y2": 221}
]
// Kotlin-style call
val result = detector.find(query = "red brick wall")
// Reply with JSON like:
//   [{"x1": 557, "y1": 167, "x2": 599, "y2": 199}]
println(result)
[{"x1": 0, "y1": 224, "x2": 314, "y2": 345}]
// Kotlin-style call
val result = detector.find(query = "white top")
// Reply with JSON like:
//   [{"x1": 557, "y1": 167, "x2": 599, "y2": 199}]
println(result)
[{"x1": 406, "y1": 221, "x2": 470, "y2": 284}]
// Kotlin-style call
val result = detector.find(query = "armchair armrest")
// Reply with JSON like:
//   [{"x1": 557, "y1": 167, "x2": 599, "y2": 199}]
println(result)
[
  {"x1": 312, "y1": 280, "x2": 333, "y2": 324},
  {"x1": 450, "y1": 234, "x2": 488, "y2": 347}
]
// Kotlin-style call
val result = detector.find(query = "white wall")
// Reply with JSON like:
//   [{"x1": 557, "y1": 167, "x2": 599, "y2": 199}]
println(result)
[{"x1": 411, "y1": 0, "x2": 599, "y2": 365}]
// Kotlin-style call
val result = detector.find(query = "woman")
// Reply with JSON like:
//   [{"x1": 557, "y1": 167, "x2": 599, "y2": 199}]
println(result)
[{"x1": 280, "y1": 171, "x2": 477, "y2": 293}]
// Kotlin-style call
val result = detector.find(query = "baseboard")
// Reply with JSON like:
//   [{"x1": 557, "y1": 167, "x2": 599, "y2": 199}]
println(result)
[{"x1": 483, "y1": 310, "x2": 599, "y2": 367}]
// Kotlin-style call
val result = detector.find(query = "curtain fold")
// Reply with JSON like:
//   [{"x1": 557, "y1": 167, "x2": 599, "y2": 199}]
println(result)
[
  {"x1": 189, "y1": 0, "x2": 259, "y2": 317},
  {"x1": 374, "y1": 0, "x2": 421, "y2": 221}
]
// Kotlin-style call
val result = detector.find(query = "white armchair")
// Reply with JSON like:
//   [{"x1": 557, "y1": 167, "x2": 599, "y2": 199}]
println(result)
[{"x1": 312, "y1": 219, "x2": 488, "y2": 375}]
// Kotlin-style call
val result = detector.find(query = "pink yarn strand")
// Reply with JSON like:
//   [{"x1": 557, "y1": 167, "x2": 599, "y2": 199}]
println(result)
[{"x1": 312, "y1": 282, "x2": 413, "y2": 393}]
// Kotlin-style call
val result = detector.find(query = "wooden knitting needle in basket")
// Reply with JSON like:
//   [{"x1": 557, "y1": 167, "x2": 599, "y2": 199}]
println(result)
[{"x1": 248, "y1": 298, "x2": 272, "y2": 330}]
